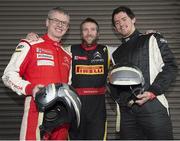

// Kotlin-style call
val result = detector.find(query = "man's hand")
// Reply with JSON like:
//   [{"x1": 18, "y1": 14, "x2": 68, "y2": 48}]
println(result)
[
  {"x1": 135, "y1": 91, "x2": 156, "y2": 105},
  {"x1": 145, "y1": 30, "x2": 157, "y2": 34},
  {"x1": 32, "y1": 84, "x2": 44, "y2": 99},
  {"x1": 26, "y1": 32, "x2": 39, "y2": 42}
]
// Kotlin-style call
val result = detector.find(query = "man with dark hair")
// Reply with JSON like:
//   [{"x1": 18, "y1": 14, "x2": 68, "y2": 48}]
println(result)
[
  {"x1": 110, "y1": 6, "x2": 177, "y2": 139},
  {"x1": 2, "y1": 7, "x2": 71, "y2": 140}
]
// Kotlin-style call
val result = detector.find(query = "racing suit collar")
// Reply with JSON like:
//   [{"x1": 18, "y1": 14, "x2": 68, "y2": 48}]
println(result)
[
  {"x1": 80, "y1": 43, "x2": 97, "y2": 51},
  {"x1": 121, "y1": 29, "x2": 140, "y2": 44},
  {"x1": 42, "y1": 34, "x2": 62, "y2": 47}
]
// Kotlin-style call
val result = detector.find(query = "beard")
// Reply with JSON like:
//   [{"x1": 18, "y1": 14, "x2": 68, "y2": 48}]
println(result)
[{"x1": 83, "y1": 35, "x2": 98, "y2": 46}]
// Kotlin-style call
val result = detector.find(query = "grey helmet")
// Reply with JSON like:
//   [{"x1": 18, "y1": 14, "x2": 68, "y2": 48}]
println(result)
[
  {"x1": 109, "y1": 65, "x2": 145, "y2": 86},
  {"x1": 108, "y1": 64, "x2": 145, "y2": 107},
  {"x1": 35, "y1": 83, "x2": 81, "y2": 137}
]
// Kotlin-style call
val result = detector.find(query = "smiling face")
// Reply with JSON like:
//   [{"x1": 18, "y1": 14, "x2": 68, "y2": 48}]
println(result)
[
  {"x1": 81, "y1": 22, "x2": 99, "y2": 46},
  {"x1": 114, "y1": 11, "x2": 136, "y2": 38},
  {"x1": 46, "y1": 11, "x2": 69, "y2": 42}
]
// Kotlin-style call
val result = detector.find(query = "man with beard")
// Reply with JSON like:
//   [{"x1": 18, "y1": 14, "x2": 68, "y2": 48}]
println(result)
[{"x1": 68, "y1": 18, "x2": 109, "y2": 140}]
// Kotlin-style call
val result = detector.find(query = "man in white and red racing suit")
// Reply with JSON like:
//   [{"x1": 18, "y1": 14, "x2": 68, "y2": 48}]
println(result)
[
  {"x1": 2, "y1": 7, "x2": 72, "y2": 140},
  {"x1": 2, "y1": 34, "x2": 72, "y2": 140}
]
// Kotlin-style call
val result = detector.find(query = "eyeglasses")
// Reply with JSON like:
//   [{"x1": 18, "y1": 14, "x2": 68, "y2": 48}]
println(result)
[{"x1": 48, "y1": 18, "x2": 69, "y2": 27}]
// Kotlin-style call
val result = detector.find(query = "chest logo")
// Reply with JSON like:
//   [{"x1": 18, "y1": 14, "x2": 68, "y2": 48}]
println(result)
[
  {"x1": 91, "y1": 51, "x2": 104, "y2": 63},
  {"x1": 37, "y1": 60, "x2": 54, "y2": 66},
  {"x1": 37, "y1": 53, "x2": 54, "y2": 60},
  {"x1": 36, "y1": 48, "x2": 52, "y2": 54},
  {"x1": 74, "y1": 56, "x2": 88, "y2": 60},
  {"x1": 75, "y1": 65, "x2": 104, "y2": 75}
]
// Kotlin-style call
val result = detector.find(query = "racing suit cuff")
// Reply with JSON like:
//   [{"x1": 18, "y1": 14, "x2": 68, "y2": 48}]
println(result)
[
  {"x1": 147, "y1": 85, "x2": 162, "y2": 96},
  {"x1": 25, "y1": 84, "x2": 36, "y2": 95}
]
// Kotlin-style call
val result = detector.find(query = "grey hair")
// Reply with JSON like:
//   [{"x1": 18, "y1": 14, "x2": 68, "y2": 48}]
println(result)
[{"x1": 47, "y1": 7, "x2": 70, "y2": 20}]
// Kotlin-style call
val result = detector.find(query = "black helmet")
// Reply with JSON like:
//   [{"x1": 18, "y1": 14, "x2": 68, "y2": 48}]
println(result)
[{"x1": 35, "y1": 83, "x2": 81, "y2": 138}]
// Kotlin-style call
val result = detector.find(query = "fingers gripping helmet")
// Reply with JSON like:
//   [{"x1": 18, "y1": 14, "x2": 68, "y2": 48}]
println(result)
[{"x1": 35, "y1": 83, "x2": 81, "y2": 138}]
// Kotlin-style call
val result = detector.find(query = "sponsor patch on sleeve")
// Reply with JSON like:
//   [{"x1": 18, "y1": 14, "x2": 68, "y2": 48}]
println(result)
[{"x1": 15, "y1": 45, "x2": 24, "y2": 52}]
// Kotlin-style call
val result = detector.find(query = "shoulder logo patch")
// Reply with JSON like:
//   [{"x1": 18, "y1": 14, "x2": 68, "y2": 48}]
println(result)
[{"x1": 15, "y1": 45, "x2": 24, "y2": 52}]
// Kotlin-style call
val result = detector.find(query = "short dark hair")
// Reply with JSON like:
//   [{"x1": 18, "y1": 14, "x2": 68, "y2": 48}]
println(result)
[
  {"x1": 80, "y1": 18, "x2": 99, "y2": 32},
  {"x1": 112, "y1": 6, "x2": 135, "y2": 27}
]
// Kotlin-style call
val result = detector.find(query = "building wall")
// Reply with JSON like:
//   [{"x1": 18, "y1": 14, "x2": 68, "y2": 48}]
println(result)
[{"x1": 0, "y1": 0, "x2": 180, "y2": 139}]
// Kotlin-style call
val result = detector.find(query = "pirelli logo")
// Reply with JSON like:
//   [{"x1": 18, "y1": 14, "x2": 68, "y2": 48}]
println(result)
[{"x1": 76, "y1": 65, "x2": 104, "y2": 75}]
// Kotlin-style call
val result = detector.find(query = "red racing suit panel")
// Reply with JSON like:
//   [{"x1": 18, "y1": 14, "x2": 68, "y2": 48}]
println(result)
[{"x1": 2, "y1": 34, "x2": 72, "y2": 140}]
